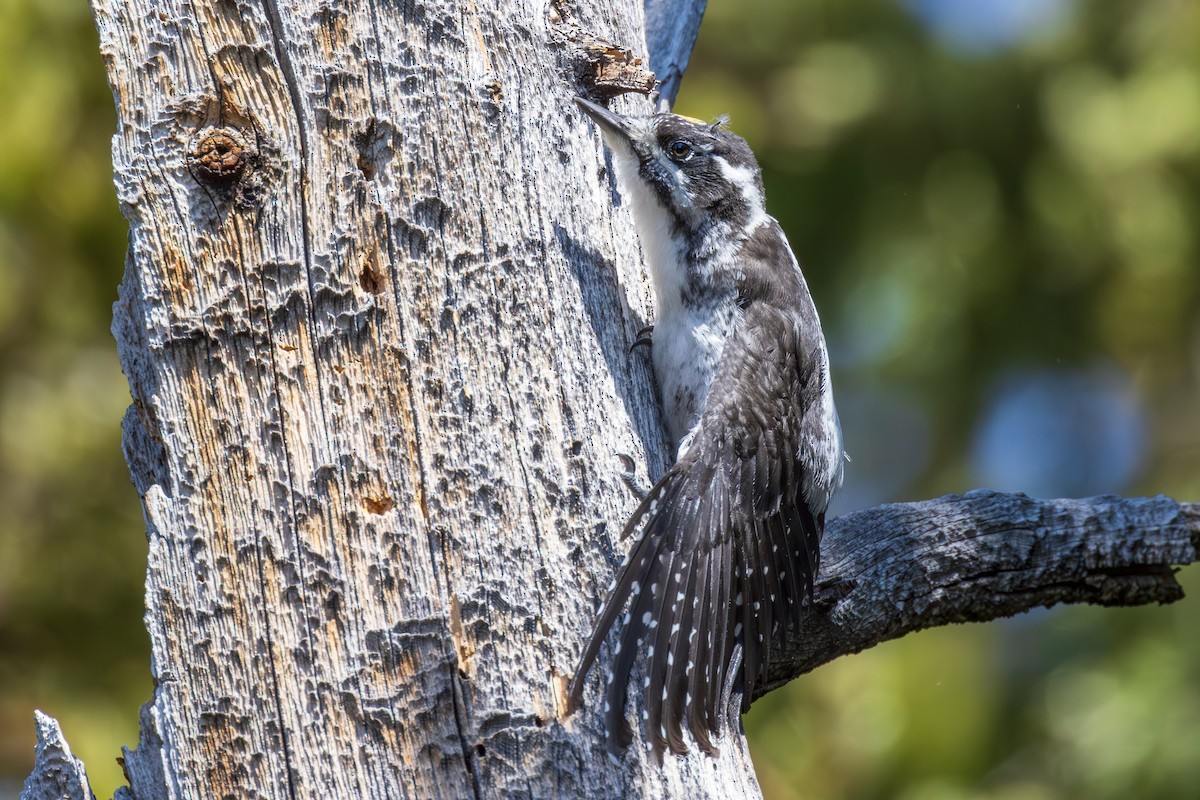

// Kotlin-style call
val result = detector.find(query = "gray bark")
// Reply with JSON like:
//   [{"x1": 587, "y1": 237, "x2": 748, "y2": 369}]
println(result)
[
  {"x1": 643, "y1": 0, "x2": 707, "y2": 105},
  {"x1": 765, "y1": 492, "x2": 1199, "y2": 696},
  {"x1": 86, "y1": 0, "x2": 760, "y2": 797},
  {"x1": 20, "y1": 712, "x2": 95, "y2": 800},
  {"x1": 21, "y1": 0, "x2": 1196, "y2": 798}
]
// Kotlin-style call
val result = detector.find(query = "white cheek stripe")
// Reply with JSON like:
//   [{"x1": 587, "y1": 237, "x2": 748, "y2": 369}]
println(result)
[{"x1": 715, "y1": 156, "x2": 767, "y2": 231}]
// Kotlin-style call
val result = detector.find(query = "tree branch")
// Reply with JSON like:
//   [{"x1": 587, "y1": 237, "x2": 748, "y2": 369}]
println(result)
[
  {"x1": 29, "y1": 1, "x2": 1191, "y2": 795},
  {"x1": 761, "y1": 491, "x2": 1199, "y2": 697},
  {"x1": 23, "y1": 491, "x2": 1196, "y2": 797},
  {"x1": 642, "y1": 0, "x2": 708, "y2": 106}
]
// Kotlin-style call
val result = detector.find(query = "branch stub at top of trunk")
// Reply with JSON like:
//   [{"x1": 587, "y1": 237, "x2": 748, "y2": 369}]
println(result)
[
  {"x1": 579, "y1": 39, "x2": 656, "y2": 99},
  {"x1": 549, "y1": 3, "x2": 656, "y2": 101}
]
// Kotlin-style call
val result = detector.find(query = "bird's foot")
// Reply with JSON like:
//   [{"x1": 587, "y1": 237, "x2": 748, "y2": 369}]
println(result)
[
  {"x1": 615, "y1": 453, "x2": 651, "y2": 501},
  {"x1": 815, "y1": 576, "x2": 856, "y2": 610}
]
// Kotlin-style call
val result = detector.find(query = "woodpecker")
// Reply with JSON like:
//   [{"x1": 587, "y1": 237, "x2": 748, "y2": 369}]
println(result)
[{"x1": 567, "y1": 97, "x2": 844, "y2": 759}]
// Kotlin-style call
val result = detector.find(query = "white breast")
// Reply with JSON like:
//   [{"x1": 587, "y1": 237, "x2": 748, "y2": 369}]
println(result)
[
  {"x1": 652, "y1": 303, "x2": 739, "y2": 455},
  {"x1": 607, "y1": 147, "x2": 739, "y2": 455}
]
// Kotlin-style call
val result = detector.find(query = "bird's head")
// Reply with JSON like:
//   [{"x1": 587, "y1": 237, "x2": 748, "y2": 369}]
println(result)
[{"x1": 575, "y1": 97, "x2": 766, "y2": 242}]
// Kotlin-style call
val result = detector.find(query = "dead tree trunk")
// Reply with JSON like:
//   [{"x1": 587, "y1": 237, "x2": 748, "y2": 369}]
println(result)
[{"x1": 22, "y1": 1, "x2": 1197, "y2": 799}]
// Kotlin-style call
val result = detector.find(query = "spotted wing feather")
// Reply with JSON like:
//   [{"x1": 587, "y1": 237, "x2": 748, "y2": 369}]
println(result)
[{"x1": 567, "y1": 302, "x2": 831, "y2": 757}]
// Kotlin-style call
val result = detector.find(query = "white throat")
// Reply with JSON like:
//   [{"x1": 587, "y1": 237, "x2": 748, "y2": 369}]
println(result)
[
  {"x1": 606, "y1": 138, "x2": 690, "y2": 318},
  {"x1": 606, "y1": 143, "x2": 749, "y2": 454}
]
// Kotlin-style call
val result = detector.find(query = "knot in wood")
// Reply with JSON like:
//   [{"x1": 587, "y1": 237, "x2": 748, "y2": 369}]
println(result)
[{"x1": 189, "y1": 127, "x2": 250, "y2": 183}]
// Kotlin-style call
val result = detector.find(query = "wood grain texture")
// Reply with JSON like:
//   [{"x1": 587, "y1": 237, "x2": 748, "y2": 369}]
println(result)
[
  {"x1": 763, "y1": 492, "x2": 1199, "y2": 696},
  {"x1": 21, "y1": 1, "x2": 1195, "y2": 799},
  {"x1": 89, "y1": 0, "x2": 761, "y2": 798},
  {"x1": 20, "y1": 712, "x2": 94, "y2": 800}
]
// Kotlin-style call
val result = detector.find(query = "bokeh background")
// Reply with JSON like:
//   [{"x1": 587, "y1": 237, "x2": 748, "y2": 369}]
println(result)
[
  {"x1": 0, "y1": 0, "x2": 1197, "y2": 797},
  {"x1": 676, "y1": 1, "x2": 1200, "y2": 799}
]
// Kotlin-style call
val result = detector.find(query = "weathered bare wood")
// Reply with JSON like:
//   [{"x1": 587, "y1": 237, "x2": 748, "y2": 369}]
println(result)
[
  {"x1": 763, "y1": 493, "x2": 1199, "y2": 696},
  {"x1": 26, "y1": 490, "x2": 1197, "y2": 797},
  {"x1": 20, "y1": 712, "x2": 95, "y2": 800},
  {"x1": 85, "y1": 0, "x2": 758, "y2": 798},
  {"x1": 23, "y1": 1, "x2": 1194, "y2": 798}
]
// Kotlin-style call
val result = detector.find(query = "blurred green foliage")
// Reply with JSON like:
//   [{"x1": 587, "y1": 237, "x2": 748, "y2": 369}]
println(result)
[
  {"x1": 675, "y1": 0, "x2": 1200, "y2": 798},
  {"x1": 0, "y1": 0, "x2": 147, "y2": 796},
  {"x1": 0, "y1": 0, "x2": 1196, "y2": 798}
]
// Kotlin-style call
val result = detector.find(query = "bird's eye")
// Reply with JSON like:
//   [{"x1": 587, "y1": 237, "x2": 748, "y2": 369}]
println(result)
[{"x1": 667, "y1": 139, "x2": 693, "y2": 161}]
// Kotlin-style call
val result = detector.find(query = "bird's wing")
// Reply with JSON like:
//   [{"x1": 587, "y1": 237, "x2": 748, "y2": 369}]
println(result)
[{"x1": 566, "y1": 302, "x2": 829, "y2": 759}]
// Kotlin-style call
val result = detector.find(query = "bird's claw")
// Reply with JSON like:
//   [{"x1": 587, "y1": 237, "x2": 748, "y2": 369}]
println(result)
[
  {"x1": 815, "y1": 576, "x2": 856, "y2": 609},
  {"x1": 615, "y1": 453, "x2": 651, "y2": 501},
  {"x1": 629, "y1": 324, "x2": 654, "y2": 354}
]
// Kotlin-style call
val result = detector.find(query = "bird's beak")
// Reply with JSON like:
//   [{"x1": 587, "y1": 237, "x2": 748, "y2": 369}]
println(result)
[{"x1": 574, "y1": 97, "x2": 635, "y2": 148}]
